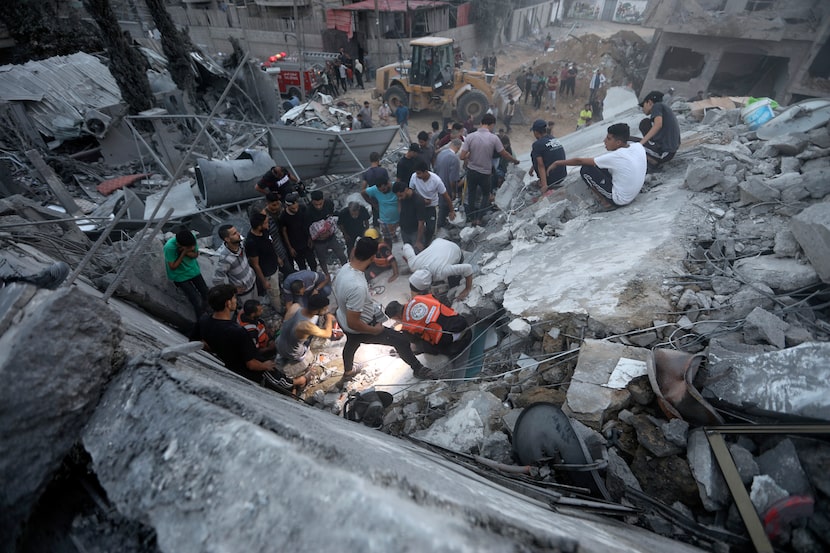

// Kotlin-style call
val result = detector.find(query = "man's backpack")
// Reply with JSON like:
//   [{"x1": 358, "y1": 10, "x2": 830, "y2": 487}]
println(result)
[{"x1": 343, "y1": 389, "x2": 393, "y2": 429}]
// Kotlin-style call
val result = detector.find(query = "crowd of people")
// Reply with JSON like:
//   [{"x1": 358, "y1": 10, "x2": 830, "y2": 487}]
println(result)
[{"x1": 164, "y1": 80, "x2": 679, "y2": 403}]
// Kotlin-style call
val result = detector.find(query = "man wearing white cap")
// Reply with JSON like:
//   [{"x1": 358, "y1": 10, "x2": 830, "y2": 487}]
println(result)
[{"x1": 402, "y1": 238, "x2": 474, "y2": 300}]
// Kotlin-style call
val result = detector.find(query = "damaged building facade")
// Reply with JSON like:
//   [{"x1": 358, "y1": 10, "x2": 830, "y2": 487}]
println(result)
[{"x1": 640, "y1": 0, "x2": 830, "y2": 104}]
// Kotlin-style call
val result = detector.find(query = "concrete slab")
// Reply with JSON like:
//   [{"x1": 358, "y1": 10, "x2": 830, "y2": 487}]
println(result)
[{"x1": 501, "y1": 171, "x2": 692, "y2": 331}]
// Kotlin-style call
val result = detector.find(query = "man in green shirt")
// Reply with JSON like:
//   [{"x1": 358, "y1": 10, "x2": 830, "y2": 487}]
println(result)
[{"x1": 163, "y1": 228, "x2": 208, "y2": 318}]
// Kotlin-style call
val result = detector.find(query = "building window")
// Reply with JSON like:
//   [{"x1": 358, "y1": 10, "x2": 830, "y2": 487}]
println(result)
[
  {"x1": 746, "y1": 0, "x2": 776, "y2": 12},
  {"x1": 656, "y1": 47, "x2": 705, "y2": 81}
]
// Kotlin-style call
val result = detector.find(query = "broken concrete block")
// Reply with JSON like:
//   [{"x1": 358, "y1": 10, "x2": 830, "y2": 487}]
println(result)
[
  {"x1": 684, "y1": 163, "x2": 722, "y2": 192},
  {"x1": 494, "y1": 172, "x2": 524, "y2": 212},
  {"x1": 0, "y1": 287, "x2": 122, "y2": 546},
  {"x1": 711, "y1": 276, "x2": 741, "y2": 295},
  {"x1": 661, "y1": 418, "x2": 689, "y2": 448},
  {"x1": 631, "y1": 448, "x2": 701, "y2": 507},
  {"x1": 630, "y1": 414, "x2": 683, "y2": 458},
  {"x1": 773, "y1": 229, "x2": 800, "y2": 257},
  {"x1": 802, "y1": 167, "x2": 830, "y2": 199},
  {"x1": 606, "y1": 448, "x2": 642, "y2": 501},
  {"x1": 459, "y1": 225, "x2": 485, "y2": 243},
  {"x1": 687, "y1": 429, "x2": 730, "y2": 512},
  {"x1": 414, "y1": 391, "x2": 507, "y2": 454},
  {"x1": 739, "y1": 177, "x2": 780, "y2": 203},
  {"x1": 791, "y1": 202, "x2": 830, "y2": 283},
  {"x1": 757, "y1": 439, "x2": 812, "y2": 496},
  {"x1": 728, "y1": 443, "x2": 760, "y2": 486},
  {"x1": 807, "y1": 127, "x2": 830, "y2": 149},
  {"x1": 508, "y1": 318, "x2": 532, "y2": 338},
  {"x1": 768, "y1": 133, "x2": 809, "y2": 156},
  {"x1": 743, "y1": 306, "x2": 788, "y2": 348},
  {"x1": 705, "y1": 342, "x2": 830, "y2": 420},
  {"x1": 720, "y1": 282, "x2": 776, "y2": 319},
  {"x1": 779, "y1": 156, "x2": 801, "y2": 174},
  {"x1": 676, "y1": 288, "x2": 698, "y2": 310},
  {"x1": 750, "y1": 474, "x2": 790, "y2": 514},
  {"x1": 563, "y1": 340, "x2": 650, "y2": 429},
  {"x1": 733, "y1": 255, "x2": 819, "y2": 292},
  {"x1": 785, "y1": 324, "x2": 815, "y2": 346},
  {"x1": 628, "y1": 331, "x2": 658, "y2": 348}
]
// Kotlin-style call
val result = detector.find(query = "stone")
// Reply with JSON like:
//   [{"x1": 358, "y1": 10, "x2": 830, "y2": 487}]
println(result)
[
  {"x1": 627, "y1": 375, "x2": 655, "y2": 406},
  {"x1": 742, "y1": 306, "x2": 788, "y2": 348},
  {"x1": 728, "y1": 443, "x2": 760, "y2": 486},
  {"x1": 750, "y1": 475, "x2": 790, "y2": 514},
  {"x1": 768, "y1": 133, "x2": 809, "y2": 156},
  {"x1": 739, "y1": 177, "x2": 780, "y2": 203},
  {"x1": 563, "y1": 340, "x2": 650, "y2": 429},
  {"x1": 796, "y1": 442, "x2": 830, "y2": 497},
  {"x1": 705, "y1": 342, "x2": 830, "y2": 420},
  {"x1": 508, "y1": 318, "x2": 532, "y2": 338},
  {"x1": 628, "y1": 331, "x2": 658, "y2": 348},
  {"x1": 630, "y1": 414, "x2": 683, "y2": 458},
  {"x1": 414, "y1": 391, "x2": 507, "y2": 454},
  {"x1": 459, "y1": 225, "x2": 485, "y2": 243},
  {"x1": 774, "y1": 229, "x2": 801, "y2": 257},
  {"x1": 605, "y1": 448, "x2": 642, "y2": 501},
  {"x1": 733, "y1": 255, "x2": 819, "y2": 292},
  {"x1": 661, "y1": 418, "x2": 689, "y2": 448},
  {"x1": 494, "y1": 172, "x2": 524, "y2": 212},
  {"x1": 710, "y1": 276, "x2": 741, "y2": 295},
  {"x1": 785, "y1": 325, "x2": 815, "y2": 346},
  {"x1": 0, "y1": 287, "x2": 122, "y2": 546},
  {"x1": 807, "y1": 127, "x2": 830, "y2": 149},
  {"x1": 757, "y1": 439, "x2": 812, "y2": 496},
  {"x1": 631, "y1": 448, "x2": 701, "y2": 508},
  {"x1": 684, "y1": 163, "x2": 723, "y2": 192},
  {"x1": 791, "y1": 202, "x2": 830, "y2": 282},
  {"x1": 720, "y1": 282, "x2": 776, "y2": 319},
  {"x1": 779, "y1": 156, "x2": 801, "y2": 174},
  {"x1": 687, "y1": 429, "x2": 730, "y2": 512}
]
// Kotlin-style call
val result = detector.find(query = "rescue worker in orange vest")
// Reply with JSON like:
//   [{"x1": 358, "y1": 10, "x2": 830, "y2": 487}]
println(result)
[
  {"x1": 363, "y1": 227, "x2": 399, "y2": 283},
  {"x1": 384, "y1": 291, "x2": 471, "y2": 358}
]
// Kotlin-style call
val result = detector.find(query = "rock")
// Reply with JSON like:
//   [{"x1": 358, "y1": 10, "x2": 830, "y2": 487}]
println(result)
[
  {"x1": 414, "y1": 391, "x2": 507, "y2": 454},
  {"x1": 516, "y1": 387, "x2": 567, "y2": 407},
  {"x1": 796, "y1": 442, "x2": 830, "y2": 497},
  {"x1": 627, "y1": 375, "x2": 655, "y2": 406},
  {"x1": 742, "y1": 306, "x2": 788, "y2": 348},
  {"x1": 720, "y1": 282, "x2": 776, "y2": 319},
  {"x1": 757, "y1": 439, "x2": 812, "y2": 496},
  {"x1": 629, "y1": 414, "x2": 683, "y2": 458},
  {"x1": 791, "y1": 528, "x2": 825, "y2": 553},
  {"x1": 739, "y1": 177, "x2": 780, "y2": 203},
  {"x1": 684, "y1": 162, "x2": 722, "y2": 191},
  {"x1": 791, "y1": 202, "x2": 830, "y2": 283},
  {"x1": 768, "y1": 133, "x2": 809, "y2": 156},
  {"x1": 459, "y1": 226, "x2": 485, "y2": 243},
  {"x1": 733, "y1": 255, "x2": 819, "y2": 292},
  {"x1": 563, "y1": 340, "x2": 650, "y2": 429},
  {"x1": 661, "y1": 418, "x2": 689, "y2": 448},
  {"x1": 728, "y1": 443, "x2": 760, "y2": 486},
  {"x1": 0, "y1": 286, "x2": 122, "y2": 546},
  {"x1": 508, "y1": 318, "x2": 532, "y2": 338},
  {"x1": 676, "y1": 288, "x2": 698, "y2": 310},
  {"x1": 494, "y1": 172, "x2": 524, "y2": 212},
  {"x1": 605, "y1": 448, "x2": 642, "y2": 501},
  {"x1": 687, "y1": 429, "x2": 730, "y2": 511},
  {"x1": 750, "y1": 474, "x2": 790, "y2": 514},
  {"x1": 631, "y1": 448, "x2": 701, "y2": 508},
  {"x1": 710, "y1": 276, "x2": 741, "y2": 295},
  {"x1": 628, "y1": 331, "x2": 658, "y2": 348},
  {"x1": 774, "y1": 229, "x2": 800, "y2": 257},
  {"x1": 807, "y1": 127, "x2": 830, "y2": 149},
  {"x1": 785, "y1": 324, "x2": 815, "y2": 346},
  {"x1": 779, "y1": 156, "x2": 801, "y2": 174}
]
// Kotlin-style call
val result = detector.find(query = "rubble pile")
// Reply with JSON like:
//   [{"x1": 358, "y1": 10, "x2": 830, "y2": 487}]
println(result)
[{"x1": 373, "y1": 102, "x2": 830, "y2": 551}]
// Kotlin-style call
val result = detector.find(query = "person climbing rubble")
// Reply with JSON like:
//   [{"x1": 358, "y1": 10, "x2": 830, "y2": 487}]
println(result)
[
  {"x1": 547, "y1": 123, "x2": 646, "y2": 211},
  {"x1": 402, "y1": 238, "x2": 474, "y2": 301},
  {"x1": 276, "y1": 293, "x2": 335, "y2": 396}
]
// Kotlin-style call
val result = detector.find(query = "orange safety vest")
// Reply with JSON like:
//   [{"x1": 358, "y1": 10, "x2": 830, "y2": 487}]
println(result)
[
  {"x1": 401, "y1": 294, "x2": 458, "y2": 345},
  {"x1": 237, "y1": 313, "x2": 270, "y2": 350}
]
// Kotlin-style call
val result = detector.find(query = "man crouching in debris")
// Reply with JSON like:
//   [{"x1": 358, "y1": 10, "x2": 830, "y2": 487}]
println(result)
[
  {"x1": 255, "y1": 165, "x2": 300, "y2": 200},
  {"x1": 334, "y1": 237, "x2": 431, "y2": 384},
  {"x1": 402, "y1": 238, "x2": 474, "y2": 301},
  {"x1": 192, "y1": 285, "x2": 294, "y2": 395},
  {"x1": 547, "y1": 123, "x2": 647, "y2": 211},
  {"x1": 276, "y1": 293, "x2": 335, "y2": 396},
  {"x1": 384, "y1": 293, "x2": 471, "y2": 359}
]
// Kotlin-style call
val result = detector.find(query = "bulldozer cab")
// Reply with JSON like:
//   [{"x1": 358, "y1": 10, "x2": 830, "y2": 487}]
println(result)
[{"x1": 408, "y1": 37, "x2": 454, "y2": 91}]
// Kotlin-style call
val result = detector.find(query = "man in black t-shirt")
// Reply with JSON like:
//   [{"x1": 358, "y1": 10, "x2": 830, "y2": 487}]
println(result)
[
  {"x1": 279, "y1": 192, "x2": 317, "y2": 271},
  {"x1": 245, "y1": 211, "x2": 282, "y2": 310},
  {"x1": 638, "y1": 90, "x2": 681, "y2": 169},
  {"x1": 396, "y1": 143, "x2": 421, "y2": 183},
  {"x1": 306, "y1": 190, "x2": 347, "y2": 278},
  {"x1": 255, "y1": 166, "x2": 298, "y2": 199},
  {"x1": 529, "y1": 119, "x2": 567, "y2": 191},
  {"x1": 337, "y1": 201, "x2": 371, "y2": 254},
  {"x1": 393, "y1": 180, "x2": 433, "y2": 252}
]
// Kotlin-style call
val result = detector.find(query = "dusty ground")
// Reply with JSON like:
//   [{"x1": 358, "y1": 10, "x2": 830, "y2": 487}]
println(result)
[{"x1": 335, "y1": 19, "x2": 654, "y2": 158}]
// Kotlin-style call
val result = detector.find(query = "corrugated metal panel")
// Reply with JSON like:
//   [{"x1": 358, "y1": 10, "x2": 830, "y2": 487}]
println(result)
[{"x1": 0, "y1": 52, "x2": 122, "y2": 140}]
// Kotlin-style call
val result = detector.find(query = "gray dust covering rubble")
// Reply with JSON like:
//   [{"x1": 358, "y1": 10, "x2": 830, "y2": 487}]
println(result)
[{"x1": 3, "y1": 28, "x2": 830, "y2": 553}]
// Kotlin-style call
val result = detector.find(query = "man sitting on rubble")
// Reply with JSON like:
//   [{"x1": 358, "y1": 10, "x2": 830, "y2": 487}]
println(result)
[
  {"x1": 276, "y1": 293, "x2": 335, "y2": 396},
  {"x1": 529, "y1": 119, "x2": 567, "y2": 191},
  {"x1": 547, "y1": 123, "x2": 647, "y2": 211},
  {"x1": 363, "y1": 228, "x2": 398, "y2": 283},
  {"x1": 281, "y1": 269, "x2": 331, "y2": 311},
  {"x1": 402, "y1": 237, "x2": 474, "y2": 301},
  {"x1": 237, "y1": 299, "x2": 276, "y2": 359},
  {"x1": 255, "y1": 165, "x2": 301, "y2": 200},
  {"x1": 385, "y1": 290, "x2": 471, "y2": 358},
  {"x1": 638, "y1": 90, "x2": 680, "y2": 170}
]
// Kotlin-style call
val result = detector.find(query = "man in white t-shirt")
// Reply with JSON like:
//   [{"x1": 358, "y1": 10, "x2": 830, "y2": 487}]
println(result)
[
  {"x1": 547, "y1": 123, "x2": 646, "y2": 210},
  {"x1": 333, "y1": 237, "x2": 430, "y2": 383},
  {"x1": 402, "y1": 237, "x2": 474, "y2": 300}
]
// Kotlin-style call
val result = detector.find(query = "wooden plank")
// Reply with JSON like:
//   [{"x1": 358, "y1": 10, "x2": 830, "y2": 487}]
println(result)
[{"x1": 24, "y1": 149, "x2": 82, "y2": 216}]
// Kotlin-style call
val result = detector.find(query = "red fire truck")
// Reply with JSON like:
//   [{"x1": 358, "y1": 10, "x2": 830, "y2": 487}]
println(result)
[{"x1": 261, "y1": 52, "x2": 340, "y2": 98}]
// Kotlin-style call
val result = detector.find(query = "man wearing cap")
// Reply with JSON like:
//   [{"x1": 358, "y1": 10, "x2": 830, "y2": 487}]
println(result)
[
  {"x1": 459, "y1": 113, "x2": 519, "y2": 226},
  {"x1": 396, "y1": 143, "x2": 421, "y2": 184},
  {"x1": 334, "y1": 237, "x2": 430, "y2": 383},
  {"x1": 212, "y1": 224, "x2": 258, "y2": 305},
  {"x1": 638, "y1": 90, "x2": 680, "y2": 169},
  {"x1": 547, "y1": 123, "x2": 647, "y2": 210},
  {"x1": 529, "y1": 120, "x2": 567, "y2": 191},
  {"x1": 280, "y1": 192, "x2": 317, "y2": 272},
  {"x1": 402, "y1": 237, "x2": 474, "y2": 301}
]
